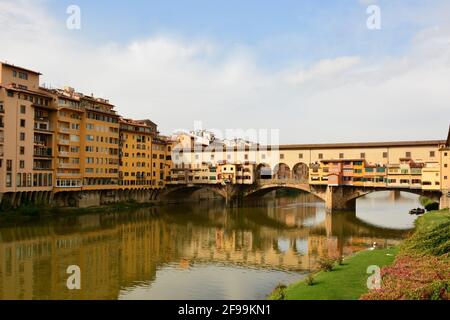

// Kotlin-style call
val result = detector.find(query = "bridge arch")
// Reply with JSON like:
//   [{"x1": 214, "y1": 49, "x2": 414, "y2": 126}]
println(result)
[
  {"x1": 244, "y1": 182, "x2": 324, "y2": 201},
  {"x1": 160, "y1": 185, "x2": 228, "y2": 201},
  {"x1": 292, "y1": 163, "x2": 309, "y2": 183},
  {"x1": 273, "y1": 163, "x2": 291, "y2": 180},
  {"x1": 346, "y1": 188, "x2": 440, "y2": 203},
  {"x1": 256, "y1": 163, "x2": 272, "y2": 180}
]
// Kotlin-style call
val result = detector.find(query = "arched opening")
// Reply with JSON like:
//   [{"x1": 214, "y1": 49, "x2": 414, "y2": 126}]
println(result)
[
  {"x1": 292, "y1": 163, "x2": 309, "y2": 183},
  {"x1": 256, "y1": 163, "x2": 272, "y2": 180},
  {"x1": 273, "y1": 163, "x2": 291, "y2": 180}
]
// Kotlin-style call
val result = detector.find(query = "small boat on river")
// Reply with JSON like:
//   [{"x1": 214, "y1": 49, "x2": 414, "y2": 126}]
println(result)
[{"x1": 409, "y1": 208, "x2": 425, "y2": 215}]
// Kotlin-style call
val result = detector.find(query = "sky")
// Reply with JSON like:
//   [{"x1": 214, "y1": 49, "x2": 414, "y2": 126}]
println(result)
[{"x1": 0, "y1": 0, "x2": 449, "y2": 143}]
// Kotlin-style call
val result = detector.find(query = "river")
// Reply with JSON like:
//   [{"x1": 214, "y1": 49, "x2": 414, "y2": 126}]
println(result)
[{"x1": 0, "y1": 191, "x2": 420, "y2": 300}]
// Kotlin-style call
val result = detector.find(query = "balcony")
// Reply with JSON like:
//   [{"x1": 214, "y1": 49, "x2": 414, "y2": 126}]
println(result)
[
  {"x1": 34, "y1": 122, "x2": 52, "y2": 132},
  {"x1": 34, "y1": 148, "x2": 53, "y2": 158},
  {"x1": 33, "y1": 166, "x2": 52, "y2": 171},
  {"x1": 58, "y1": 139, "x2": 70, "y2": 145},
  {"x1": 58, "y1": 151, "x2": 70, "y2": 157},
  {"x1": 56, "y1": 172, "x2": 82, "y2": 177},
  {"x1": 58, "y1": 163, "x2": 80, "y2": 169},
  {"x1": 58, "y1": 127, "x2": 70, "y2": 133}
]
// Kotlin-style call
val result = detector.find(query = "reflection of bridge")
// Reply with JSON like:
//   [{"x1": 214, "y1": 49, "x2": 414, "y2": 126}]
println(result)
[
  {"x1": 0, "y1": 203, "x2": 406, "y2": 299},
  {"x1": 162, "y1": 178, "x2": 443, "y2": 211}
]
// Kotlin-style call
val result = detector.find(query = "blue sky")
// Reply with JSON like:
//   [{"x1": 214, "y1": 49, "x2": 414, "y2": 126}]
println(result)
[
  {"x1": 47, "y1": 0, "x2": 433, "y2": 67},
  {"x1": 1, "y1": 0, "x2": 449, "y2": 143}
]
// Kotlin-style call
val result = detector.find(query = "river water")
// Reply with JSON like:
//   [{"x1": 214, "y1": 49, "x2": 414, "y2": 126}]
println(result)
[{"x1": 0, "y1": 191, "x2": 420, "y2": 300}]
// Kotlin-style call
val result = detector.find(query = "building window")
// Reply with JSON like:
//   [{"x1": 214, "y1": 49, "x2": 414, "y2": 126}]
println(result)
[
  {"x1": 299, "y1": 153, "x2": 303, "y2": 159},
  {"x1": 20, "y1": 146, "x2": 25, "y2": 155},
  {"x1": 339, "y1": 153, "x2": 344, "y2": 159},
  {"x1": 360, "y1": 153, "x2": 365, "y2": 159},
  {"x1": 18, "y1": 71, "x2": 28, "y2": 80},
  {"x1": 318, "y1": 153, "x2": 323, "y2": 159},
  {"x1": 20, "y1": 105, "x2": 26, "y2": 114},
  {"x1": 430, "y1": 151, "x2": 435, "y2": 157},
  {"x1": 280, "y1": 154, "x2": 284, "y2": 160},
  {"x1": 405, "y1": 152, "x2": 411, "y2": 158},
  {"x1": 20, "y1": 160, "x2": 25, "y2": 169},
  {"x1": 20, "y1": 119, "x2": 26, "y2": 127},
  {"x1": 20, "y1": 132, "x2": 25, "y2": 141},
  {"x1": 383, "y1": 152, "x2": 388, "y2": 158},
  {"x1": 6, "y1": 173, "x2": 12, "y2": 187}
]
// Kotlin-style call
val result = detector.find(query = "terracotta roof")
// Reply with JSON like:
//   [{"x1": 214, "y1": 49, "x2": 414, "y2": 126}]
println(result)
[
  {"x1": 278, "y1": 140, "x2": 446, "y2": 150},
  {"x1": 321, "y1": 158, "x2": 365, "y2": 163},
  {"x1": 0, "y1": 61, "x2": 42, "y2": 75},
  {"x1": 2, "y1": 84, "x2": 53, "y2": 99}
]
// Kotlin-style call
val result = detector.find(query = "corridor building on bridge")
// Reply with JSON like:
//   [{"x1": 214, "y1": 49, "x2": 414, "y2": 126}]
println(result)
[{"x1": 170, "y1": 131, "x2": 450, "y2": 209}]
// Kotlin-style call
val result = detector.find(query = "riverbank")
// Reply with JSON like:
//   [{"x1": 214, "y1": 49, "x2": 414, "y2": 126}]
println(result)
[
  {"x1": 0, "y1": 200, "x2": 159, "y2": 225},
  {"x1": 270, "y1": 209, "x2": 450, "y2": 300},
  {"x1": 269, "y1": 247, "x2": 398, "y2": 300}
]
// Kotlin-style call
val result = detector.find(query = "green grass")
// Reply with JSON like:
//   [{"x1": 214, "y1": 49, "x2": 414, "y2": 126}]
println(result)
[
  {"x1": 271, "y1": 209, "x2": 450, "y2": 300},
  {"x1": 414, "y1": 209, "x2": 450, "y2": 233},
  {"x1": 401, "y1": 209, "x2": 450, "y2": 257},
  {"x1": 280, "y1": 248, "x2": 398, "y2": 300}
]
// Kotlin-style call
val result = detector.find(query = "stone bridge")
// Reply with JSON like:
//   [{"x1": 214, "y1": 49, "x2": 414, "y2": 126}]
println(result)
[{"x1": 161, "y1": 178, "x2": 444, "y2": 211}]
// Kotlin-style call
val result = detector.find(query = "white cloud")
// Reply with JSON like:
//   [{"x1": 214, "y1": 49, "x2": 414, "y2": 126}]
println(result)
[{"x1": 0, "y1": 0, "x2": 449, "y2": 144}]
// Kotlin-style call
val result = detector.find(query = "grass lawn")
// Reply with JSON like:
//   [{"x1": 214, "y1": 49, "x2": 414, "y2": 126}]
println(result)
[
  {"x1": 414, "y1": 209, "x2": 450, "y2": 233},
  {"x1": 283, "y1": 247, "x2": 398, "y2": 300}
]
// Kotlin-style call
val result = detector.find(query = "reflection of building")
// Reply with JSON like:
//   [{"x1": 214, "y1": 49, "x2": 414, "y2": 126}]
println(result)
[{"x1": 0, "y1": 199, "x2": 410, "y2": 300}]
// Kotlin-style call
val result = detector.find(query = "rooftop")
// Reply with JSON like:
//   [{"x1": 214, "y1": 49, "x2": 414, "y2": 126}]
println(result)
[
  {"x1": 0, "y1": 61, "x2": 42, "y2": 75},
  {"x1": 278, "y1": 140, "x2": 446, "y2": 150}
]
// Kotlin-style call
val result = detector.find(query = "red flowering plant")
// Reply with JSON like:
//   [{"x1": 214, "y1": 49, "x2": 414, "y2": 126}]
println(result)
[{"x1": 361, "y1": 215, "x2": 450, "y2": 300}]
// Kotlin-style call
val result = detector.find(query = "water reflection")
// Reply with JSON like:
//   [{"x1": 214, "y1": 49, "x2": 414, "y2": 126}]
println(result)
[{"x1": 0, "y1": 191, "x2": 419, "y2": 300}]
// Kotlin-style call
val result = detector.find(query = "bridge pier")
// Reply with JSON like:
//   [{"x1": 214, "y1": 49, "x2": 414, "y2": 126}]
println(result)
[
  {"x1": 440, "y1": 190, "x2": 450, "y2": 209},
  {"x1": 325, "y1": 186, "x2": 356, "y2": 212}
]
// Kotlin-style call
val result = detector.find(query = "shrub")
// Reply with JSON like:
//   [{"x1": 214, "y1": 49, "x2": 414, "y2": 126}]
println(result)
[
  {"x1": 425, "y1": 202, "x2": 440, "y2": 212},
  {"x1": 361, "y1": 254, "x2": 450, "y2": 300},
  {"x1": 268, "y1": 284, "x2": 287, "y2": 300},
  {"x1": 305, "y1": 274, "x2": 315, "y2": 286},
  {"x1": 318, "y1": 257, "x2": 335, "y2": 272}
]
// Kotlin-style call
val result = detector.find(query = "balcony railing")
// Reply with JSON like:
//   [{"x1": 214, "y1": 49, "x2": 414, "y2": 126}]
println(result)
[
  {"x1": 58, "y1": 139, "x2": 70, "y2": 145},
  {"x1": 33, "y1": 167, "x2": 52, "y2": 171},
  {"x1": 56, "y1": 173, "x2": 82, "y2": 177},
  {"x1": 34, "y1": 148, "x2": 53, "y2": 157},
  {"x1": 58, "y1": 163, "x2": 80, "y2": 168},
  {"x1": 34, "y1": 120, "x2": 52, "y2": 130}
]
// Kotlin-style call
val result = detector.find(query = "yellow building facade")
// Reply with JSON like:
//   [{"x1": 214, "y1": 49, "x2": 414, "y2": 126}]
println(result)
[{"x1": 119, "y1": 119, "x2": 157, "y2": 188}]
